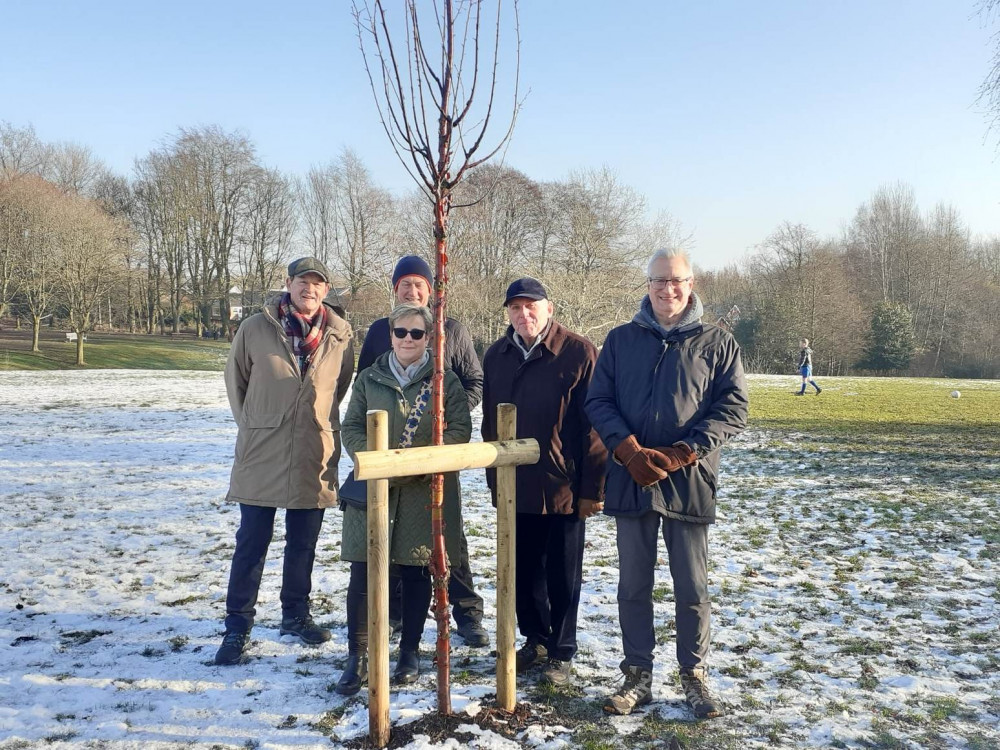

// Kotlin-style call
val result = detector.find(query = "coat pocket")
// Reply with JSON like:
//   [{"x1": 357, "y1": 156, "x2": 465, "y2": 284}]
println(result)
[{"x1": 235, "y1": 413, "x2": 284, "y2": 463}]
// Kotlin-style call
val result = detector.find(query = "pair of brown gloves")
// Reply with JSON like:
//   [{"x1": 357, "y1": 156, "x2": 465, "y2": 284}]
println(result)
[{"x1": 613, "y1": 435, "x2": 697, "y2": 487}]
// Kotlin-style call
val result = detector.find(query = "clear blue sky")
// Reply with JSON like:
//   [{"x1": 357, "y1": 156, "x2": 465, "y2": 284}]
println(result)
[{"x1": 2, "y1": 0, "x2": 998, "y2": 268}]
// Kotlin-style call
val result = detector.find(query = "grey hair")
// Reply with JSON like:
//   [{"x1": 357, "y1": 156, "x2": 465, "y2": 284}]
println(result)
[
  {"x1": 389, "y1": 303, "x2": 434, "y2": 330},
  {"x1": 646, "y1": 247, "x2": 692, "y2": 278}
]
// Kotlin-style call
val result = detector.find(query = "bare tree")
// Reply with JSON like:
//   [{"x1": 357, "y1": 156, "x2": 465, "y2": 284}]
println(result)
[
  {"x1": 57, "y1": 193, "x2": 122, "y2": 364},
  {"x1": 93, "y1": 172, "x2": 142, "y2": 331},
  {"x1": 46, "y1": 142, "x2": 108, "y2": 196},
  {"x1": 354, "y1": 0, "x2": 521, "y2": 711},
  {"x1": 846, "y1": 182, "x2": 923, "y2": 303},
  {"x1": 0, "y1": 121, "x2": 50, "y2": 178},
  {"x1": 4, "y1": 176, "x2": 64, "y2": 350},
  {"x1": 298, "y1": 149, "x2": 395, "y2": 300},
  {"x1": 978, "y1": 0, "x2": 1000, "y2": 142},
  {"x1": 240, "y1": 167, "x2": 298, "y2": 316},
  {"x1": 134, "y1": 151, "x2": 186, "y2": 333}
]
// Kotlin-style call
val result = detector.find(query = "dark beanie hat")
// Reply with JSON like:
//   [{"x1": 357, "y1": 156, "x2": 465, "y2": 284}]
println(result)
[{"x1": 392, "y1": 255, "x2": 433, "y2": 289}]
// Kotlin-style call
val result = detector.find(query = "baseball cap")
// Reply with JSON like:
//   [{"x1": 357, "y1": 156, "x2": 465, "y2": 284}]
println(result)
[
  {"x1": 287, "y1": 257, "x2": 331, "y2": 283},
  {"x1": 503, "y1": 277, "x2": 548, "y2": 307}
]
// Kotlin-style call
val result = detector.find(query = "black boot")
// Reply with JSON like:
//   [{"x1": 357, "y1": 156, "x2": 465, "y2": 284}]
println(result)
[
  {"x1": 392, "y1": 649, "x2": 420, "y2": 685},
  {"x1": 335, "y1": 651, "x2": 368, "y2": 696}
]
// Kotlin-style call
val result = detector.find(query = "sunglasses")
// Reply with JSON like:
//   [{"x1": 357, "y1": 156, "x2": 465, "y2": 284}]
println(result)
[{"x1": 392, "y1": 327, "x2": 427, "y2": 340}]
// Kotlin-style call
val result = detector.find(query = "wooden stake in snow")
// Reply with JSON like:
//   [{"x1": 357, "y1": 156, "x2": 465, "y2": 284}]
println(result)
[{"x1": 357, "y1": 406, "x2": 537, "y2": 740}]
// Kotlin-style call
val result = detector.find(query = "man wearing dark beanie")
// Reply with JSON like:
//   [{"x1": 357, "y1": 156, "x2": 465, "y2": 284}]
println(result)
[{"x1": 354, "y1": 254, "x2": 488, "y2": 647}]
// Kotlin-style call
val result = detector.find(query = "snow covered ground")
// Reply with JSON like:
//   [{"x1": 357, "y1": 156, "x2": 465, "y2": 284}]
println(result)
[{"x1": 0, "y1": 370, "x2": 997, "y2": 749}]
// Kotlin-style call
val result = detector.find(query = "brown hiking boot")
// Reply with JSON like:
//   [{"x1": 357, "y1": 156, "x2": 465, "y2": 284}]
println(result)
[
  {"x1": 680, "y1": 666, "x2": 723, "y2": 719},
  {"x1": 603, "y1": 660, "x2": 653, "y2": 715},
  {"x1": 541, "y1": 658, "x2": 572, "y2": 687}
]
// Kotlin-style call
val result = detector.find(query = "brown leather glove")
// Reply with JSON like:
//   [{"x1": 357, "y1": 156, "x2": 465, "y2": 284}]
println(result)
[
  {"x1": 613, "y1": 435, "x2": 670, "y2": 487},
  {"x1": 653, "y1": 443, "x2": 698, "y2": 472}
]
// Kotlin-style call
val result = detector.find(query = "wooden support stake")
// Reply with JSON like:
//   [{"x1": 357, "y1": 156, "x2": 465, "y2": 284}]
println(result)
[
  {"x1": 495, "y1": 403, "x2": 517, "y2": 711},
  {"x1": 355, "y1": 439, "x2": 539, "y2": 480},
  {"x1": 366, "y1": 410, "x2": 390, "y2": 748}
]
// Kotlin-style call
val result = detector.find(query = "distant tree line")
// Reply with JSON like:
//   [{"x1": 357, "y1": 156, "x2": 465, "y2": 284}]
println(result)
[{"x1": 1, "y1": 121, "x2": 997, "y2": 377}]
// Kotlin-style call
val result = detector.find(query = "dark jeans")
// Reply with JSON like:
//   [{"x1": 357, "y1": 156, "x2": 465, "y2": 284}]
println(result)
[
  {"x1": 615, "y1": 511, "x2": 710, "y2": 671},
  {"x1": 223, "y1": 504, "x2": 325, "y2": 634},
  {"x1": 515, "y1": 511, "x2": 586, "y2": 662},
  {"x1": 347, "y1": 561, "x2": 432, "y2": 652},
  {"x1": 387, "y1": 524, "x2": 483, "y2": 627}
]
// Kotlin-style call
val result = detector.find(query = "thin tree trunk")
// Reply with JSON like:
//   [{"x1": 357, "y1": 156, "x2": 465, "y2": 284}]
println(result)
[
  {"x1": 31, "y1": 316, "x2": 41, "y2": 353},
  {"x1": 430, "y1": 192, "x2": 451, "y2": 714}
]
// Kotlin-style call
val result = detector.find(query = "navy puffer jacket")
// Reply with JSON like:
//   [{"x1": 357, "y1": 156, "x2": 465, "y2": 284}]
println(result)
[{"x1": 585, "y1": 298, "x2": 748, "y2": 523}]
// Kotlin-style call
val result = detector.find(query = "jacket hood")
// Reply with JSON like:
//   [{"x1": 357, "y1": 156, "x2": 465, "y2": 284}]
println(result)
[{"x1": 634, "y1": 291, "x2": 704, "y2": 338}]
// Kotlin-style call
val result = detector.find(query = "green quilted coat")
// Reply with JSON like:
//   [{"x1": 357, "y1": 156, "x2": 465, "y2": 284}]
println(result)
[{"x1": 340, "y1": 352, "x2": 472, "y2": 566}]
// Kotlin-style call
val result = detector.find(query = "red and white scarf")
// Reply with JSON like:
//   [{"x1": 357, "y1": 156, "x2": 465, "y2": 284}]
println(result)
[{"x1": 278, "y1": 293, "x2": 328, "y2": 376}]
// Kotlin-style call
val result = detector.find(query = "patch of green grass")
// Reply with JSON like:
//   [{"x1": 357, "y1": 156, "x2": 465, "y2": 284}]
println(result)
[
  {"x1": 0, "y1": 332, "x2": 230, "y2": 371},
  {"x1": 839, "y1": 638, "x2": 891, "y2": 656},
  {"x1": 927, "y1": 696, "x2": 977, "y2": 722},
  {"x1": 748, "y1": 376, "x2": 1000, "y2": 435}
]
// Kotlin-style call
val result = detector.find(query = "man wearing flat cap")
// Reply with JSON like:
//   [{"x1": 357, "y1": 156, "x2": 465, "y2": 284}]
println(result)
[
  {"x1": 481, "y1": 277, "x2": 607, "y2": 687},
  {"x1": 214, "y1": 256, "x2": 354, "y2": 666},
  {"x1": 355, "y1": 254, "x2": 489, "y2": 648}
]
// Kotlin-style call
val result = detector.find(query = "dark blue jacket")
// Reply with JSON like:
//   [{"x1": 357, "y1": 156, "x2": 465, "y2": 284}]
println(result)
[{"x1": 585, "y1": 302, "x2": 748, "y2": 523}]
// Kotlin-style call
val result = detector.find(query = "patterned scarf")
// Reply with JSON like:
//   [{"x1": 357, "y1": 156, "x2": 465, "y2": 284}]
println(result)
[{"x1": 278, "y1": 292, "x2": 328, "y2": 376}]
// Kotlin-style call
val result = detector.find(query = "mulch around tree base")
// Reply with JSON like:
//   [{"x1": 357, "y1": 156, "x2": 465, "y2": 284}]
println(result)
[{"x1": 344, "y1": 698, "x2": 568, "y2": 749}]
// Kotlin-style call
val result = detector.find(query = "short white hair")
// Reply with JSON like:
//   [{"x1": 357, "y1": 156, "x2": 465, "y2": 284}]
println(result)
[{"x1": 646, "y1": 247, "x2": 692, "y2": 278}]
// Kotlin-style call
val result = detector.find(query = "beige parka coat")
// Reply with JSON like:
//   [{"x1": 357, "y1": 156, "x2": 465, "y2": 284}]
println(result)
[{"x1": 224, "y1": 299, "x2": 354, "y2": 509}]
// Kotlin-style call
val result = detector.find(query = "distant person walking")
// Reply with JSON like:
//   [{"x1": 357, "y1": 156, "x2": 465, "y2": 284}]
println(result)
[
  {"x1": 214, "y1": 257, "x2": 354, "y2": 666},
  {"x1": 797, "y1": 338, "x2": 821, "y2": 395}
]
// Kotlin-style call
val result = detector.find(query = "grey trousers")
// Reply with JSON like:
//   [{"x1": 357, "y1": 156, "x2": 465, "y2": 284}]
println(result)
[{"x1": 615, "y1": 510, "x2": 710, "y2": 671}]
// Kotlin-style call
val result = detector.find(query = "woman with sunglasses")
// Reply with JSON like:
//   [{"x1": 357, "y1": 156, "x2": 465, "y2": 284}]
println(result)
[{"x1": 336, "y1": 303, "x2": 472, "y2": 693}]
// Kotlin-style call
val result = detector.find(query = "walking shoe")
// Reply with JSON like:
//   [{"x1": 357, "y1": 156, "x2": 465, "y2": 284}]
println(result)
[
  {"x1": 279, "y1": 614, "x2": 331, "y2": 645},
  {"x1": 680, "y1": 666, "x2": 723, "y2": 719},
  {"x1": 335, "y1": 652, "x2": 368, "y2": 696},
  {"x1": 456, "y1": 620, "x2": 489, "y2": 648},
  {"x1": 541, "y1": 658, "x2": 572, "y2": 687},
  {"x1": 214, "y1": 631, "x2": 249, "y2": 666},
  {"x1": 515, "y1": 639, "x2": 548, "y2": 672},
  {"x1": 392, "y1": 649, "x2": 420, "y2": 685},
  {"x1": 604, "y1": 660, "x2": 653, "y2": 715}
]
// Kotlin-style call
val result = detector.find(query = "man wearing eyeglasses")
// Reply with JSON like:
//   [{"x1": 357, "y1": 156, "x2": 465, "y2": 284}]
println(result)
[
  {"x1": 354, "y1": 254, "x2": 489, "y2": 648},
  {"x1": 481, "y1": 277, "x2": 607, "y2": 688},
  {"x1": 586, "y1": 248, "x2": 748, "y2": 719}
]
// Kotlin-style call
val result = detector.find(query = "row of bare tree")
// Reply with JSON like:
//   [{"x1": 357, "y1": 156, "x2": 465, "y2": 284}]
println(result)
[
  {"x1": 699, "y1": 184, "x2": 1000, "y2": 377},
  {"x1": 2, "y1": 121, "x2": 998, "y2": 376}
]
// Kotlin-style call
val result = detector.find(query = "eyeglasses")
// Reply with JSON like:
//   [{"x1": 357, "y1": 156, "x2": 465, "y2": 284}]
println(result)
[
  {"x1": 647, "y1": 276, "x2": 692, "y2": 289},
  {"x1": 392, "y1": 327, "x2": 427, "y2": 340}
]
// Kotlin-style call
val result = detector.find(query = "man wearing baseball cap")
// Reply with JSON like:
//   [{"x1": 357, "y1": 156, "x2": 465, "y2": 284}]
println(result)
[
  {"x1": 481, "y1": 277, "x2": 608, "y2": 688},
  {"x1": 215, "y1": 256, "x2": 354, "y2": 665},
  {"x1": 354, "y1": 254, "x2": 489, "y2": 648}
]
